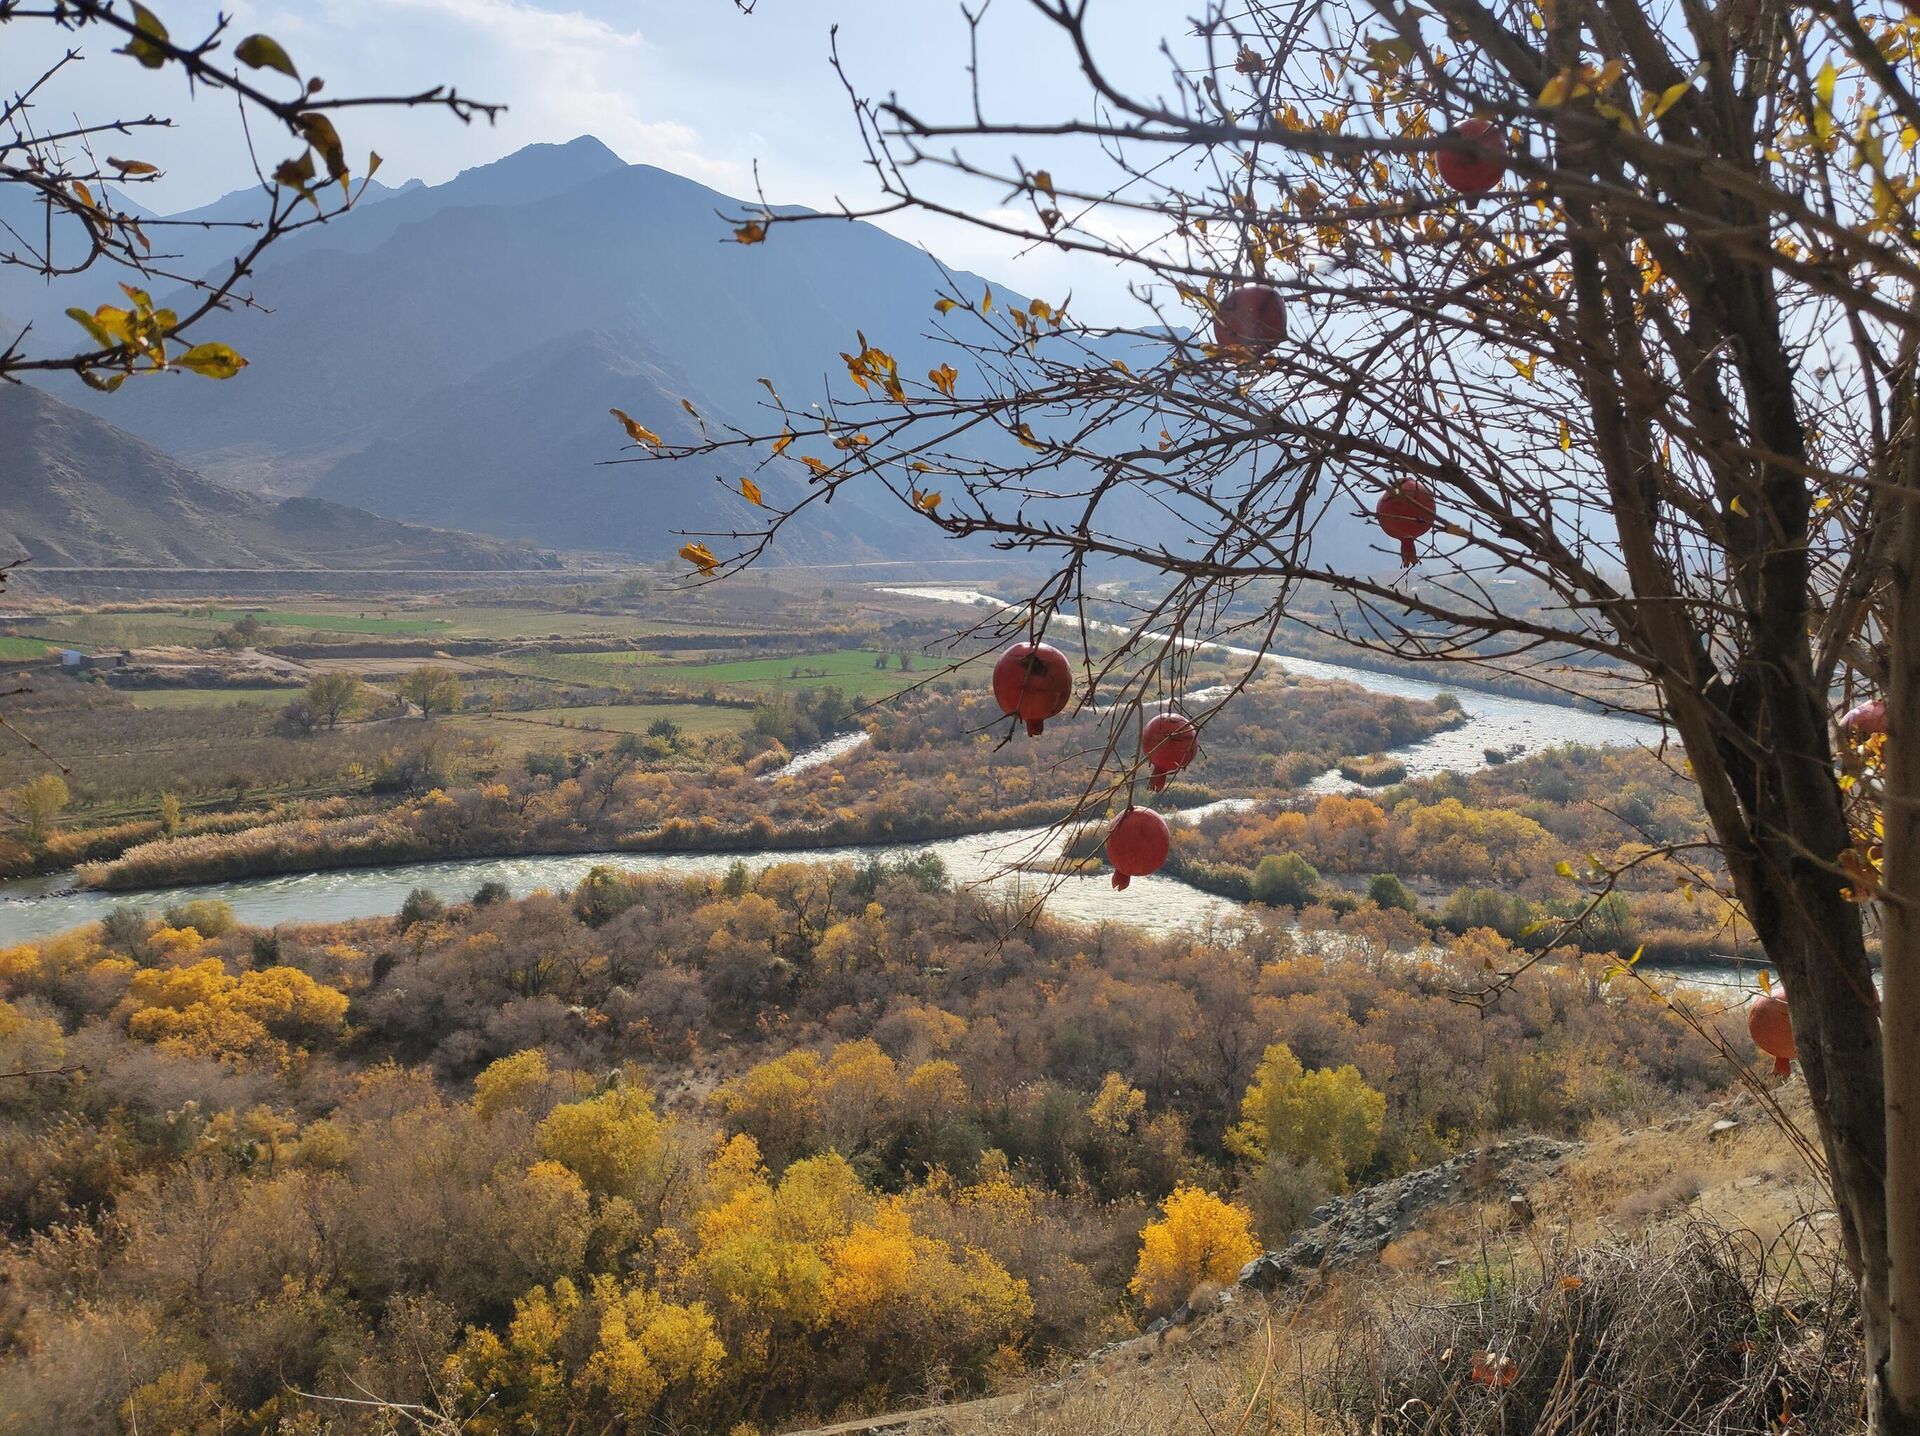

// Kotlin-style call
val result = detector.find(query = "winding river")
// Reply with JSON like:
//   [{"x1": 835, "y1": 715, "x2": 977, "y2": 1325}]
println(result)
[{"x1": 0, "y1": 585, "x2": 1703, "y2": 971}]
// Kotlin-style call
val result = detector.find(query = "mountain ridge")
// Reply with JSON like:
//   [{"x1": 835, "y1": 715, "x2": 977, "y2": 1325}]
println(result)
[{"x1": 0, "y1": 384, "x2": 558, "y2": 572}]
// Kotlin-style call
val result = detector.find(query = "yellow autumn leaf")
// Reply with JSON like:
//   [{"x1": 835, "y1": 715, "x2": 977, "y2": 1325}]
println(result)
[
  {"x1": 610, "y1": 408, "x2": 661, "y2": 446},
  {"x1": 176, "y1": 342, "x2": 248, "y2": 379},
  {"x1": 678, "y1": 542, "x2": 720, "y2": 572},
  {"x1": 734, "y1": 221, "x2": 766, "y2": 245},
  {"x1": 982, "y1": 287, "x2": 994, "y2": 313},
  {"x1": 1650, "y1": 80, "x2": 1691, "y2": 119},
  {"x1": 934, "y1": 297, "x2": 958, "y2": 314},
  {"x1": 1554, "y1": 860, "x2": 1577, "y2": 878},
  {"x1": 1814, "y1": 60, "x2": 1837, "y2": 145},
  {"x1": 771, "y1": 429, "x2": 794, "y2": 457},
  {"x1": 929, "y1": 363, "x2": 959, "y2": 398},
  {"x1": 915, "y1": 489, "x2": 942, "y2": 513},
  {"x1": 1729, "y1": 495, "x2": 1748, "y2": 517},
  {"x1": 1508, "y1": 355, "x2": 1538, "y2": 381},
  {"x1": 739, "y1": 477, "x2": 763, "y2": 506},
  {"x1": 1558, "y1": 419, "x2": 1572, "y2": 452}
]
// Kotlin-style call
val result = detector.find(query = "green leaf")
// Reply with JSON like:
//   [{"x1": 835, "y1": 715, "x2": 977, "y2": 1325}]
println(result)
[
  {"x1": 119, "y1": 2, "x2": 171, "y2": 68},
  {"x1": 177, "y1": 342, "x2": 249, "y2": 379},
  {"x1": 235, "y1": 34, "x2": 299, "y2": 81}
]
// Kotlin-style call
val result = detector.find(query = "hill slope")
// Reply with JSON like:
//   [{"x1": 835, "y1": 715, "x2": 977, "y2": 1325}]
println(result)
[{"x1": 0, "y1": 384, "x2": 557, "y2": 570}]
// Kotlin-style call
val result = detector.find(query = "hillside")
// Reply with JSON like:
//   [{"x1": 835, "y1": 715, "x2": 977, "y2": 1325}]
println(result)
[
  {"x1": 0, "y1": 384, "x2": 557, "y2": 571},
  {"x1": 886, "y1": 1093, "x2": 1849, "y2": 1436}
]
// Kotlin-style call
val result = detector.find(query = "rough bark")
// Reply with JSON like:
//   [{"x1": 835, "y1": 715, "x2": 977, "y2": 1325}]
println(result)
[{"x1": 1880, "y1": 417, "x2": 1920, "y2": 1434}]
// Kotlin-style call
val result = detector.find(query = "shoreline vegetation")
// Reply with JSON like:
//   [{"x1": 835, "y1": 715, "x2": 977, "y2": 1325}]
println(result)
[
  {"x1": 67, "y1": 678, "x2": 1466, "y2": 892},
  {"x1": 27, "y1": 711, "x2": 1776, "y2": 972}
]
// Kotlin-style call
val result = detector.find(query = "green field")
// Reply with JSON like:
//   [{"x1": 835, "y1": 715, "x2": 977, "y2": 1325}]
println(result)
[
  {"x1": 122, "y1": 687, "x2": 297, "y2": 709},
  {"x1": 0, "y1": 637, "x2": 53, "y2": 659},
  {"x1": 667, "y1": 649, "x2": 932, "y2": 699}
]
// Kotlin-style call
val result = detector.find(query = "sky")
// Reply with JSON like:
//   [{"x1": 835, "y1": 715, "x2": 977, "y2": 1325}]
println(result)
[{"x1": 11, "y1": 0, "x2": 1181, "y2": 319}]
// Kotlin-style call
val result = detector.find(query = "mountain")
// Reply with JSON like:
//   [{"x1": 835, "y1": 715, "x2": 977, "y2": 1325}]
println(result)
[
  {"x1": 0, "y1": 384, "x2": 556, "y2": 571},
  {"x1": 15, "y1": 138, "x2": 1383, "y2": 570},
  {"x1": 316, "y1": 328, "x2": 931, "y2": 564},
  {"x1": 19, "y1": 143, "x2": 1009, "y2": 560}
]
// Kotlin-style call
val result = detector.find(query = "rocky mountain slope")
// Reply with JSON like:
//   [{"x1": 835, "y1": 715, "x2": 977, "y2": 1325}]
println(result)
[{"x1": 0, "y1": 384, "x2": 556, "y2": 571}]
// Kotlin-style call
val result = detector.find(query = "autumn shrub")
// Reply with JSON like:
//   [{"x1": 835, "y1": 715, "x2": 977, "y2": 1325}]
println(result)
[
  {"x1": 1128, "y1": 1186, "x2": 1260, "y2": 1315},
  {"x1": 1228, "y1": 1043, "x2": 1385, "y2": 1188},
  {"x1": 1251, "y1": 852, "x2": 1320, "y2": 907}
]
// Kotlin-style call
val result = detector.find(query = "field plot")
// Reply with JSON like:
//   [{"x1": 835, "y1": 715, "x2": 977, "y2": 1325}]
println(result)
[
  {"x1": 496, "y1": 647, "x2": 944, "y2": 700},
  {"x1": 210, "y1": 608, "x2": 453, "y2": 636},
  {"x1": 0, "y1": 637, "x2": 54, "y2": 659},
  {"x1": 481, "y1": 703, "x2": 752, "y2": 739},
  {"x1": 494, "y1": 651, "x2": 666, "y2": 687},
  {"x1": 17, "y1": 612, "x2": 230, "y2": 648},
  {"x1": 666, "y1": 649, "x2": 936, "y2": 700},
  {"x1": 121, "y1": 687, "x2": 298, "y2": 709}
]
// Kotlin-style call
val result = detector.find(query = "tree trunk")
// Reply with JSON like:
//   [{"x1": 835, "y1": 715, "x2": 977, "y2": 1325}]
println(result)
[{"x1": 1879, "y1": 448, "x2": 1920, "y2": 1435}]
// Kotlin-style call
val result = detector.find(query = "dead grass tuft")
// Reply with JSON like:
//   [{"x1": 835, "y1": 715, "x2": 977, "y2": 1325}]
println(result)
[{"x1": 1318, "y1": 1218, "x2": 1859, "y2": 1434}]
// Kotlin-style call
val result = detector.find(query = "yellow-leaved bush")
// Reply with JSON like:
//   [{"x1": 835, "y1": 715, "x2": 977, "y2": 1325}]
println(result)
[
  {"x1": 447, "y1": 1275, "x2": 724, "y2": 1434},
  {"x1": 1128, "y1": 1186, "x2": 1260, "y2": 1314},
  {"x1": 117, "y1": 958, "x2": 348, "y2": 1060}
]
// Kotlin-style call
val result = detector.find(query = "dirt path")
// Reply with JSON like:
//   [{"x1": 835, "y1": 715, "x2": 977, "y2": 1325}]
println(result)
[{"x1": 779, "y1": 1391, "x2": 1026, "y2": 1436}]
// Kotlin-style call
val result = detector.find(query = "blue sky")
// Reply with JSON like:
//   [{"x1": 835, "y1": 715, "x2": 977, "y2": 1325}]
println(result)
[{"x1": 15, "y1": 0, "x2": 1175, "y2": 317}]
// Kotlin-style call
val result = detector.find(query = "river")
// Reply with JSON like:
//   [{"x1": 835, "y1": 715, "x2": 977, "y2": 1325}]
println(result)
[{"x1": 1, "y1": 586, "x2": 1706, "y2": 974}]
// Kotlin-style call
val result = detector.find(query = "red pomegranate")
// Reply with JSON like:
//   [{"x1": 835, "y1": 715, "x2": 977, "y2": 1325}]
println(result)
[
  {"x1": 1437, "y1": 119, "x2": 1508, "y2": 195},
  {"x1": 1841, "y1": 698, "x2": 1887, "y2": 737},
  {"x1": 1748, "y1": 992, "x2": 1796, "y2": 1079},
  {"x1": 1376, "y1": 479, "x2": 1438, "y2": 567},
  {"x1": 992, "y1": 642, "x2": 1074, "y2": 736},
  {"x1": 1214, "y1": 284, "x2": 1288, "y2": 356},
  {"x1": 1106, "y1": 807, "x2": 1171, "y2": 890},
  {"x1": 1142, "y1": 712, "x2": 1198, "y2": 792}
]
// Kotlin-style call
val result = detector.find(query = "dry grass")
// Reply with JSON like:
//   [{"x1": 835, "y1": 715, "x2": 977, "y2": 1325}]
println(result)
[
  {"x1": 1320, "y1": 1218, "x2": 1857, "y2": 1434},
  {"x1": 892, "y1": 1096, "x2": 1858, "y2": 1436}
]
